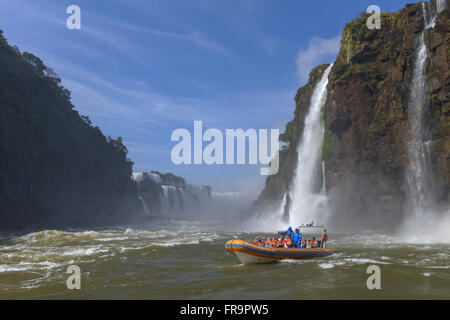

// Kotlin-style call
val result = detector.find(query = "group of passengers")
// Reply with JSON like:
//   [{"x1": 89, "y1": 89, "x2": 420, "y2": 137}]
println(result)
[{"x1": 253, "y1": 227, "x2": 328, "y2": 249}]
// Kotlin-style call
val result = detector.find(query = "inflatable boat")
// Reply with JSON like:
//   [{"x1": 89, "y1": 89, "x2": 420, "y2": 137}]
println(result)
[{"x1": 225, "y1": 239, "x2": 333, "y2": 264}]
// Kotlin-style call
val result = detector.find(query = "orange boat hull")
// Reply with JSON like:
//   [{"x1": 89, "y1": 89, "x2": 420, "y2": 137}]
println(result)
[{"x1": 225, "y1": 239, "x2": 333, "y2": 264}]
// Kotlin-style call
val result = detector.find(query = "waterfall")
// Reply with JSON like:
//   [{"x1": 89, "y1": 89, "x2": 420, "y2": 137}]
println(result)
[
  {"x1": 138, "y1": 196, "x2": 151, "y2": 216},
  {"x1": 132, "y1": 171, "x2": 211, "y2": 215},
  {"x1": 422, "y1": 0, "x2": 446, "y2": 29},
  {"x1": 436, "y1": 0, "x2": 446, "y2": 13},
  {"x1": 278, "y1": 194, "x2": 287, "y2": 218},
  {"x1": 321, "y1": 161, "x2": 327, "y2": 194},
  {"x1": 404, "y1": 1, "x2": 441, "y2": 217},
  {"x1": 288, "y1": 64, "x2": 333, "y2": 226}
]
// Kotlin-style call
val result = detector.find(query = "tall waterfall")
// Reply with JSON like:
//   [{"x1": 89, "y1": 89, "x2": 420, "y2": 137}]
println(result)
[
  {"x1": 404, "y1": 1, "x2": 442, "y2": 217},
  {"x1": 436, "y1": 0, "x2": 446, "y2": 13},
  {"x1": 288, "y1": 64, "x2": 333, "y2": 226}
]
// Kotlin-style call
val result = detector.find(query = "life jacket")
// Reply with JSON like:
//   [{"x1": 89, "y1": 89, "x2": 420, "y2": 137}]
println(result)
[
  {"x1": 264, "y1": 240, "x2": 270, "y2": 247},
  {"x1": 322, "y1": 233, "x2": 328, "y2": 241},
  {"x1": 312, "y1": 240, "x2": 317, "y2": 248},
  {"x1": 253, "y1": 240, "x2": 258, "y2": 245},
  {"x1": 270, "y1": 240, "x2": 275, "y2": 247},
  {"x1": 287, "y1": 238, "x2": 292, "y2": 246}
]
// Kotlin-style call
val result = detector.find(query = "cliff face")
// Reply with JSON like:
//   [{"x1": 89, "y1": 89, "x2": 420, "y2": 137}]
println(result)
[
  {"x1": 256, "y1": 1, "x2": 449, "y2": 230},
  {"x1": 0, "y1": 31, "x2": 142, "y2": 229},
  {"x1": 426, "y1": 3, "x2": 450, "y2": 204},
  {"x1": 325, "y1": 2, "x2": 449, "y2": 230}
]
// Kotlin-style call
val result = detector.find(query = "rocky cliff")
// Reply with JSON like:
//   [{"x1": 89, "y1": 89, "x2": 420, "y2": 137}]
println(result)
[
  {"x1": 255, "y1": 1, "x2": 449, "y2": 231},
  {"x1": 0, "y1": 31, "x2": 143, "y2": 229}
]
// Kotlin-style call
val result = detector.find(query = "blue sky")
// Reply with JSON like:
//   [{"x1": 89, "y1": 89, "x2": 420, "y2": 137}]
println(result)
[{"x1": 0, "y1": 0, "x2": 411, "y2": 192}]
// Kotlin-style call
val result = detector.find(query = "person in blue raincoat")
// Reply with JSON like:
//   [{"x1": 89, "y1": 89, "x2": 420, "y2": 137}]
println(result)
[
  {"x1": 293, "y1": 228, "x2": 303, "y2": 248},
  {"x1": 286, "y1": 226, "x2": 294, "y2": 240}
]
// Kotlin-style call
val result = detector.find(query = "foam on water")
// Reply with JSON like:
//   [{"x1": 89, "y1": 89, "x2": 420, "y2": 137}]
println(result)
[
  {"x1": 1, "y1": 220, "x2": 449, "y2": 298},
  {"x1": 346, "y1": 258, "x2": 390, "y2": 265},
  {"x1": 319, "y1": 263, "x2": 334, "y2": 269}
]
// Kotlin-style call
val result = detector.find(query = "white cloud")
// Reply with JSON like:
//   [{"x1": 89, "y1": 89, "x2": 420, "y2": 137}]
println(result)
[
  {"x1": 296, "y1": 35, "x2": 341, "y2": 84},
  {"x1": 93, "y1": 16, "x2": 232, "y2": 56}
]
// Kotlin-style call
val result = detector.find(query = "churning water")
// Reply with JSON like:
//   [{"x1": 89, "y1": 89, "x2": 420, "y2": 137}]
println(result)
[{"x1": 0, "y1": 219, "x2": 448, "y2": 299}]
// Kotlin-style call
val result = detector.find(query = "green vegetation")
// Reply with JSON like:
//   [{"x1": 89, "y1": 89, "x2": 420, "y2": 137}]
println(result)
[
  {"x1": 380, "y1": 12, "x2": 408, "y2": 28},
  {"x1": 321, "y1": 130, "x2": 332, "y2": 161},
  {"x1": 309, "y1": 65, "x2": 327, "y2": 80},
  {"x1": 334, "y1": 62, "x2": 378, "y2": 86},
  {"x1": 0, "y1": 30, "x2": 140, "y2": 228},
  {"x1": 279, "y1": 120, "x2": 296, "y2": 145},
  {"x1": 343, "y1": 15, "x2": 378, "y2": 43},
  {"x1": 320, "y1": 106, "x2": 332, "y2": 161}
]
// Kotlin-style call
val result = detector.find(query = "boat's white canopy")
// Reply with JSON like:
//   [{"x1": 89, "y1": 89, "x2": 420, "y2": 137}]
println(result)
[{"x1": 298, "y1": 225, "x2": 325, "y2": 236}]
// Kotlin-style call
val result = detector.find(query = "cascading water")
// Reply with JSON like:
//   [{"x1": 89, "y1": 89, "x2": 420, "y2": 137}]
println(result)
[
  {"x1": 321, "y1": 161, "x2": 327, "y2": 194},
  {"x1": 422, "y1": 0, "x2": 446, "y2": 29},
  {"x1": 138, "y1": 196, "x2": 151, "y2": 216},
  {"x1": 436, "y1": 0, "x2": 446, "y2": 13},
  {"x1": 278, "y1": 193, "x2": 287, "y2": 218},
  {"x1": 404, "y1": 1, "x2": 442, "y2": 217},
  {"x1": 288, "y1": 64, "x2": 333, "y2": 226},
  {"x1": 132, "y1": 171, "x2": 211, "y2": 215}
]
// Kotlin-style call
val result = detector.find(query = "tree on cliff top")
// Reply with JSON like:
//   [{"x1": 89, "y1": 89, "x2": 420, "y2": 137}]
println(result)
[{"x1": 0, "y1": 30, "x2": 140, "y2": 228}]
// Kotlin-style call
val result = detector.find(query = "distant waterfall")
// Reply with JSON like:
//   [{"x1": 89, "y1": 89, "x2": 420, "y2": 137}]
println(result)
[
  {"x1": 404, "y1": 2, "x2": 441, "y2": 217},
  {"x1": 159, "y1": 184, "x2": 211, "y2": 213},
  {"x1": 436, "y1": 0, "x2": 446, "y2": 14},
  {"x1": 133, "y1": 171, "x2": 211, "y2": 215},
  {"x1": 138, "y1": 196, "x2": 151, "y2": 216},
  {"x1": 278, "y1": 193, "x2": 287, "y2": 218},
  {"x1": 288, "y1": 64, "x2": 332, "y2": 226},
  {"x1": 422, "y1": 0, "x2": 446, "y2": 28}
]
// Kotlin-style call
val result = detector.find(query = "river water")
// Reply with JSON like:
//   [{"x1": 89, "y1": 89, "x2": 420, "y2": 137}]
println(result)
[{"x1": 0, "y1": 218, "x2": 448, "y2": 299}]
